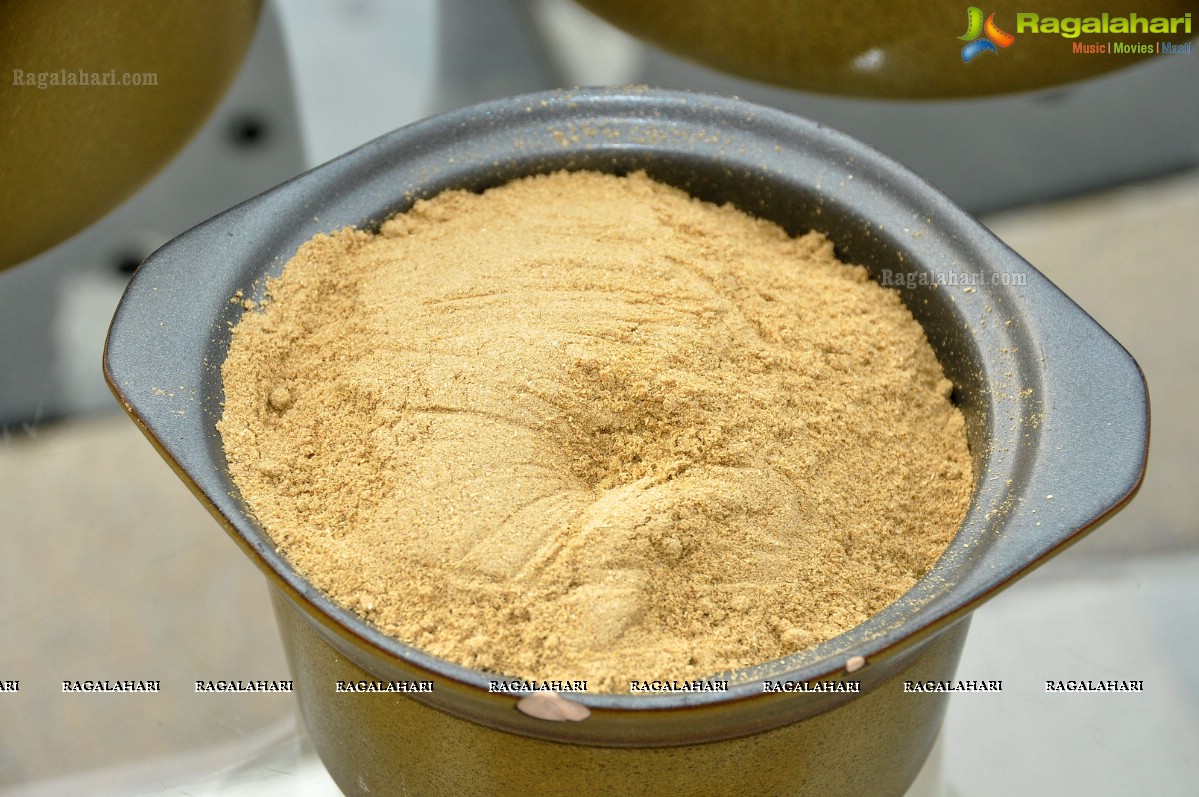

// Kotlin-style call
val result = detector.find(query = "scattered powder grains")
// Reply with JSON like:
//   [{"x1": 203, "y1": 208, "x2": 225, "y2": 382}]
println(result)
[{"x1": 218, "y1": 171, "x2": 973, "y2": 693}]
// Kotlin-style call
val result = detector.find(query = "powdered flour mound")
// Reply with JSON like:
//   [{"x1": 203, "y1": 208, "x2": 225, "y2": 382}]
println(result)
[{"x1": 219, "y1": 171, "x2": 972, "y2": 692}]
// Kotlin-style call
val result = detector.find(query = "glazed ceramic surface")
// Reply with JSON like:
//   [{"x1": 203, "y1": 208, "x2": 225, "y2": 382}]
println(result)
[
  {"x1": 105, "y1": 88, "x2": 1148, "y2": 795},
  {"x1": 577, "y1": 0, "x2": 1194, "y2": 98}
]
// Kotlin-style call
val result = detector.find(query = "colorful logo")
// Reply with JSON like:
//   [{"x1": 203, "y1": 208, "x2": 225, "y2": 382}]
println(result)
[{"x1": 960, "y1": 7, "x2": 1016, "y2": 62}]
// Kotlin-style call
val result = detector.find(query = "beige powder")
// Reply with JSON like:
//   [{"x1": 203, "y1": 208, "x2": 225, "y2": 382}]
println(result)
[{"x1": 218, "y1": 170, "x2": 972, "y2": 692}]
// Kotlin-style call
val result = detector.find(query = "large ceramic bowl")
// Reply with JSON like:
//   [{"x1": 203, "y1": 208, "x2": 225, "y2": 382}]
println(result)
[
  {"x1": 575, "y1": 0, "x2": 1194, "y2": 98},
  {"x1": 104, "y1": 87, "x2": 1148, "y2": 796}
]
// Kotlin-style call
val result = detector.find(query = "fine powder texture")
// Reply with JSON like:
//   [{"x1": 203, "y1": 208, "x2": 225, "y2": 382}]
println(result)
[{"x1": 219, "y1": 171, "x2": 973, "y2": 692}]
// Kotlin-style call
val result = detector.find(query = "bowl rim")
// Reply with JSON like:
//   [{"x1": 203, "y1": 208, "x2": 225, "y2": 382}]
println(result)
[{"x1": 104, "y1": 86, "x2": 1148, "y2": 743}]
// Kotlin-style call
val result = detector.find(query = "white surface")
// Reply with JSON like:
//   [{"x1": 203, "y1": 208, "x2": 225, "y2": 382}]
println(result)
[
  {"x1": 940, "y1": 553, "x2": 1199, "y2": 796},
  {"x1": 0, "y1": 718, "x2": 341, "y2": 797},
  {"x1": 275, "y1": 0, "x2": 438, "y2": 167}
]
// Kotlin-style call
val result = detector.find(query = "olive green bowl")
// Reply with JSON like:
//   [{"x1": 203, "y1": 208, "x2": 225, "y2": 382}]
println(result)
[
  {"x1": 104, "y1": 87, "x2": 1148, "y2": 796},
  {"x1": 575, "y1": 0, "x2": 1194, "y2": 98}
]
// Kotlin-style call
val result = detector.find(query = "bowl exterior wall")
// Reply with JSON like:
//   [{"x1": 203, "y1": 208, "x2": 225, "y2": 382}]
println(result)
[{"x1": 273, "y1": 587, "x2": 969, "y2": 797}]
